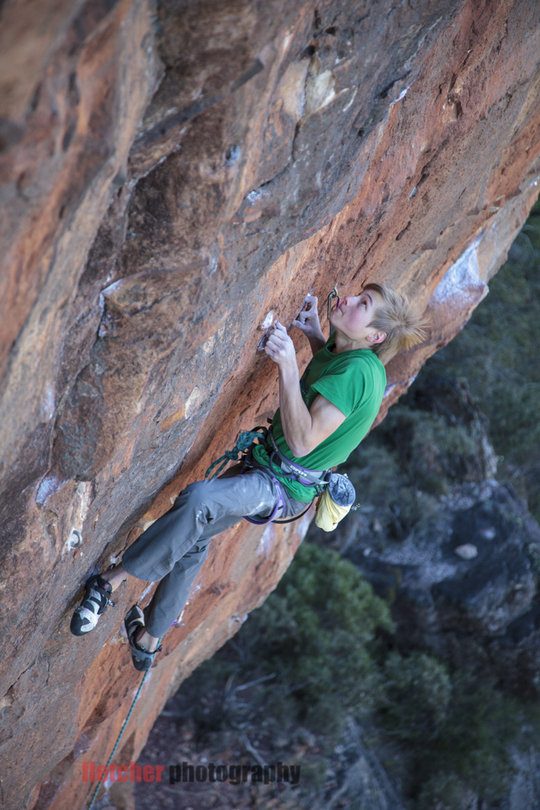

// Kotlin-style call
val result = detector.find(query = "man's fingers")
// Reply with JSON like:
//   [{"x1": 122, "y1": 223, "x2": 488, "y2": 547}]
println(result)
[
  {"x1": 297, "y1": 294, "x2": 319, "y2": 318},
  {"x1": 266, "y1": 334, "x2": 283, "y2": 349},
  {"x1": 266, "y1": 330, "x2": 285, "y2": 348},
  {"x1": 265, "y1": 339, "x2": 283, "y2": 361},
  {"x1": 265, "y1": 322, "x2": 294, "y2": 356}
]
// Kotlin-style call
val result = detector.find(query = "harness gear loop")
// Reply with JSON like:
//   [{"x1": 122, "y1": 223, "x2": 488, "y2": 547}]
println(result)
[{"x1": 264, "y1": 427, "x2": 328, "y2": 495}]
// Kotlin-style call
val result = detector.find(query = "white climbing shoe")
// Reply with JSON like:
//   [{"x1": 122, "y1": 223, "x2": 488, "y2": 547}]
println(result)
[{"x1": 70, "y1": 574, "x2": 113, "y2": 636}]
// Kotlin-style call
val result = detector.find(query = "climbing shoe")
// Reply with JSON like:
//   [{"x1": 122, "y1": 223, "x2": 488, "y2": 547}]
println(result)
[
  {"x1": 70, "y1": 574, "x2": 114, "y2": 636},
  {"x1": 124, "y1": 605, "x2": 161, "y2": 671}
]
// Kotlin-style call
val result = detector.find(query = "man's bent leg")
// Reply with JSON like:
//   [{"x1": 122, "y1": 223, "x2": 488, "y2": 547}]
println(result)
[
  {"x1": 141, "y1": 485, "x2": 310, "y2": 639},
  {"x1": 122, "y1": 470, "x2": 281, "y2": 584},
  {"x1": 71, "y1": 470, "x2": 282, "y2": 641}
]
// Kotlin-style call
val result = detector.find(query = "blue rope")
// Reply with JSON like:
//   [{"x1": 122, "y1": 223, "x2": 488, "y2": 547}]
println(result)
[
  {"x1": 205, "y1": 429, "x2": 266, "y2": 479},
  {"x1": 86, "y1": 638, "x2": 162, "y2": 810}
]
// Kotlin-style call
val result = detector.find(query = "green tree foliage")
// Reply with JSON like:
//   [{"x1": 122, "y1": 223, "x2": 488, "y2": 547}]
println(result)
[
  {"x1": 378, "y1": 651, "x2": 452, "y2": 742},
  {"x1": 233, "y1": 542, "x2": 394, "y2": 732},
  {"x1": 382, "y1": 666, "x2": 523, "y2": 805}
]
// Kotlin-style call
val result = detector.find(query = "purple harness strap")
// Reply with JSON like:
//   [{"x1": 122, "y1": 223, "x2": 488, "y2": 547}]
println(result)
[{"x1": 243, "y1": 474, "x2": 287, "y2": 525}]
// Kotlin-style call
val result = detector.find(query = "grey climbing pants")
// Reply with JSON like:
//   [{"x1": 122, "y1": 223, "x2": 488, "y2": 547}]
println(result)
[{"x1": 122, "y1": 466, "x2": 308, "y2": 636}]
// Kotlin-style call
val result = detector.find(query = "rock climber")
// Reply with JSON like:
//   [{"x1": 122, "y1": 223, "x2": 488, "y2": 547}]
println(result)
[{"x1": 71, "y1": 283, "x2": 427, "y2": 669}]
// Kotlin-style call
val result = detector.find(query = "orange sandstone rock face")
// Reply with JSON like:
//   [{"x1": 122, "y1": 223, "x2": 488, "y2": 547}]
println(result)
[{"x1": 0, "y1": 1, "x2": 539, "y2": 807}]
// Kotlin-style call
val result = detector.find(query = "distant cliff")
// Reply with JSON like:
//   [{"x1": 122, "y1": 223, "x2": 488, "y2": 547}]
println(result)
[{"x1": 0, "y1": 1, "x2": 539, "y2": 808}]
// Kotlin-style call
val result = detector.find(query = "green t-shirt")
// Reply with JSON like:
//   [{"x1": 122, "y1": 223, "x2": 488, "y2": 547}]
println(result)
[{"x1": 252, "y1": 337, "x2": 387, "y2": 501}]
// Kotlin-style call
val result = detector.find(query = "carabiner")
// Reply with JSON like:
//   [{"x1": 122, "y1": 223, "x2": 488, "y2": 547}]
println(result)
[{"x1": 327, "y1": 285, "x2": 339, "y2": 319}]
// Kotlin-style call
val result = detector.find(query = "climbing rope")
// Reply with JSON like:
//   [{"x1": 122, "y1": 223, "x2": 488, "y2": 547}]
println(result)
[
  {"x1": 86, "y1": 638, "x2": 162, "y2": 810},
  {"x1": 205, "y1": 427, "x2": 267, "y2": 479}
]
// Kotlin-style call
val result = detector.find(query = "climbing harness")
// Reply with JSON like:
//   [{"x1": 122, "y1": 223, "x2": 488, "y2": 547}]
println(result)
[
  {"x1": 86, "y1": 636, "x2": 162, "y2": 810},
  {"x1": 264, "y1": 427, "x2": 328, "y2": 492},
  {"x1": 204, "y1": 423, "x2": 322, "y2": 525},
  {"x1": 204, "y1": 425, "x2": 286, "y2": 525},
  {"x1": 206, "y1": 421, "x2": 357, "y2": 533}
]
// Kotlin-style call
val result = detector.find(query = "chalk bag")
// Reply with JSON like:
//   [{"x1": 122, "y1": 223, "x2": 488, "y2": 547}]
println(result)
[{"x1": 315, "y1": 473, "x2": 356, "y2": 532}]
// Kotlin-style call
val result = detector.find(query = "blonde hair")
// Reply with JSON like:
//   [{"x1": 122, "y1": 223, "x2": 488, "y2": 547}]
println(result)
[{"x1": 364, "y1": 283, "x2": 428, "y2": 363}]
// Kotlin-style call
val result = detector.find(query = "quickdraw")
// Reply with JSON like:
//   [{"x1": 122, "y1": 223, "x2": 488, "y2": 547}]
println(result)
[{"x1": 327, "y1": 284, "x2": 339, "y2": 319}]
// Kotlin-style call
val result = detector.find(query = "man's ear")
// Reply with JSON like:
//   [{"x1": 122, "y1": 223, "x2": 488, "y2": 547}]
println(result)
[{"x1": 367, "y1": 331, "x2": 387, "y2": 345}]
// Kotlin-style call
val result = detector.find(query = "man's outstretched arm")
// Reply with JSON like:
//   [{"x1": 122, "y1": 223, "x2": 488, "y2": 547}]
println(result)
[{"x1": 264, "y1": 321, "x2": 345, "y2": 458}]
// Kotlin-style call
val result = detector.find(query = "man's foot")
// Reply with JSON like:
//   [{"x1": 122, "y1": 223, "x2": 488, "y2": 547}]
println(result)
[
  {"x1": 70, "y1": 574, "x2": 114, "y2": 636},
  {"x1": 124, "y1": 605, "x2": 161, "y2": 671}
]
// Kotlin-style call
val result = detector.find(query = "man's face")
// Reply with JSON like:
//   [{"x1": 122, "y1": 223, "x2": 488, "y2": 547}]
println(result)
[{"x1": 329, "y1": 288, "x2": 384, "y2": 343}]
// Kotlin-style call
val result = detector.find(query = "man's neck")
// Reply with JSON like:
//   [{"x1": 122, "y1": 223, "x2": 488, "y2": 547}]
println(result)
[{"x1": 333, "y1": 333, "x2": 371, "y2": 354}]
